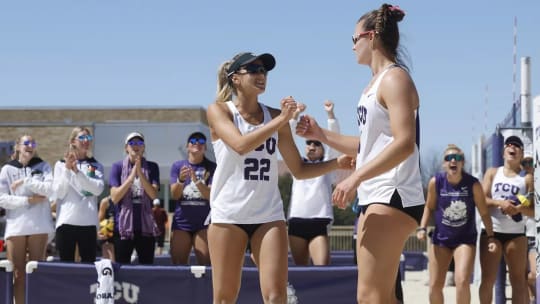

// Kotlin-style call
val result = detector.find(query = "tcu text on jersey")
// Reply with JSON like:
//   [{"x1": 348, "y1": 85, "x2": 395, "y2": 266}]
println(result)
[{"x1": 493, "y1": 182, "x2": 520, "y2": 196}]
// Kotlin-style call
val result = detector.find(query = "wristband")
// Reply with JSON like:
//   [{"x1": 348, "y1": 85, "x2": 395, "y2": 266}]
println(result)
[
  {"x1": 416, "y1": 227, "x2": 426, "y2": 233},
  {"x1": 177, "y1": 178, "x2": 185, "y2": 184}
]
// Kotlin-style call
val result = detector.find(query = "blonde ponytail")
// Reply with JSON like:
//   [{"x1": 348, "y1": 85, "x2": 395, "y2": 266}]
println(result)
[{"x1": 215, "y1": 60, "x2": 235, "y2": 103}]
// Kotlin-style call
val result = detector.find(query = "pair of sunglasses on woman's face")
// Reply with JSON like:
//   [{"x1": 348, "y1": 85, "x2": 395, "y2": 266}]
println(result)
[
  {"x1": 444, "y1": 154, "x2": 464, "y2": 162},
  {"x1": 77, "y1": 134, "x2": 93, "y2": 142},
  {"x1": 127, "y1": 141, "x2": 145, "y2": 147},
  {"x1": 189, "y1": 138, "x2": 206, "y2": 145},
  {"x1": 237, "y1": 63, "x2": 267, "y2": 75},
  {"x1": 21, "y1": 140, "x2": 37, "y2": 148}
]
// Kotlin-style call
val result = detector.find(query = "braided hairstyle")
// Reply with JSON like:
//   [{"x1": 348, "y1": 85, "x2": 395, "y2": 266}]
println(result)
[{"x1": 358, "y1": 3, "x2": 409, "y2": 70}]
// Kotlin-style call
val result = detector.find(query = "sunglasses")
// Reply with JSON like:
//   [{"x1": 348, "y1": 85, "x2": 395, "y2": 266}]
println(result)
[
  {"x1": 21, "y1": 140, "x2": 37, "y2": 148},
  {"x1": 352, "y1": 30, "x2": 374, "y2": 45},
  {"x1": 77, "y1": 134, "x2": 93, "y2": 142},
  {"x1": 306, "y1": 140, "x2": 322, "y2": 147},
  {"x1": 127, "y1": 141, "x2": 145, "y2": 146},
  {"x1": 444, "y1": 154, "x2": 464, "y2": 162},
  {"x1": 521, "y1": 159, "x2": 534, "y2": 167},
  {"x1": 188, "y1": 138, "x2": 206, "y2": 145},
  {"x1": 505, "y1": 143, "x2": 522, "y2": 149},
  {"x1": 238, "y1": 63, "x2": 267, "y2": 75}
]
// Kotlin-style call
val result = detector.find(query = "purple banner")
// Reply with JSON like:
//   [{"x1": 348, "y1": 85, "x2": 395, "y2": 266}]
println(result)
[
  {"x1": 0, "y1": 260, "x2": 13, "y2": 304},
  {"x1": 25, "y1": 262, "x2": 358, "y2": 304},
  {"x1": 26, "y1": 263, "x2": 212, "y2": 304},
  {"x1": 147, "y1": 252, "x2": 357, "y2": 267},
  {"x1": 246, "y1": 266, "x2": 358, "y2": 303}
]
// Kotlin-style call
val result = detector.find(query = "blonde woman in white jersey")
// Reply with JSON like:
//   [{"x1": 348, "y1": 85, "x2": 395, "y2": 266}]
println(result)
[
  {"x1": 479, "y1": 135, "x2": 533, "y2": 304},
  {"x1": 207, "y1": 52, "x2": 353, "y2": 304},
  {"x1": 297, "y1": 4, "x2": 423, "y2": 303}
]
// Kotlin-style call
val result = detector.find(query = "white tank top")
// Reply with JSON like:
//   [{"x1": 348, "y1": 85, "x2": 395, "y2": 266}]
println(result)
[
  {"x1": 482, "y1": 167, "x2": 526, "y2": 234},
  {"x1": 209, "y1": 101, "x2": 284, "y2": 224},
  {"x1": 355, "y1": 65, "x2": 424, "y2": 207},
  {"x1": 288, "y1": 118, "x2": 340, "y2": 219}
]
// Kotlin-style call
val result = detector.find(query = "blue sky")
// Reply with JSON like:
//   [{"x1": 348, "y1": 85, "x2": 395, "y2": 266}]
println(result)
[{"x1": 1, "y1": 1, "x2": 538, "y2": 160}]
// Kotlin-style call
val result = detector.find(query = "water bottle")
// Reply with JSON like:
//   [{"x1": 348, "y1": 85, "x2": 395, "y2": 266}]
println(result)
[{"x1": 508, "y1": 194, "x2": 530, "y2": 222}]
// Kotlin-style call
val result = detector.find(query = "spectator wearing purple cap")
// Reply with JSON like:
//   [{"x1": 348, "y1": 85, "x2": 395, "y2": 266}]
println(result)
[{"x1": 479, "y1": 135, "x2": 533, "y2": 304}]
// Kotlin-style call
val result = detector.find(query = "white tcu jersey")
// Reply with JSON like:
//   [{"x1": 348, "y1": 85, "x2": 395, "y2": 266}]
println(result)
[
  {"x1": 482, "y1": 167, "x2": 526, "y2": 234},
  {"x1": 355, "y1": 65, "x2": 424, "y2": 207},
  {"x1": 288, "y1": 118, "x2": 340, "y2": 219},
  {"x1": 209, "y1": 101, "x2": 284, "y2": 224}
]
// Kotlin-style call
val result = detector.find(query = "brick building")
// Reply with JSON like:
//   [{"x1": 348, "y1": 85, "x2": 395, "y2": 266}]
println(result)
[
  {"x1": 0, "y1": 106, "x2": 210, "y2": 210},
  {"x1": 0, "y1": 106, "x2": 208, "y2": 165}
]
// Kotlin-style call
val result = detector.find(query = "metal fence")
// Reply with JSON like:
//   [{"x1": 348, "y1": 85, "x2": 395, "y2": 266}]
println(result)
[
  {"x1": 329, "y1": 226, "x2": 429, "y2": 252},
  {"x1": 329, "y1": 226, "x2": 355, "y2": 251}
]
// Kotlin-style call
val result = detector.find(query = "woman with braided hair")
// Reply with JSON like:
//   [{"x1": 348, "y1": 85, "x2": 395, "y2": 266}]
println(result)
[{"x1": 297, "y1": 4, "x2": 423, "y2": 303}]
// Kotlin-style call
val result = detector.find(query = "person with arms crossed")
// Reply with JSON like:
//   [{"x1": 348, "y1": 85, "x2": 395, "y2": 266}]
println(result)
[
  {"x1": 297, "y1": 4, "x2": 423, "y2": 303},
  {"x1": 207, "y1": 51, "x2": 353, "y2": 304},
  {"x1": 0, "y1": 134, "x2": 55, "y2": 304}
]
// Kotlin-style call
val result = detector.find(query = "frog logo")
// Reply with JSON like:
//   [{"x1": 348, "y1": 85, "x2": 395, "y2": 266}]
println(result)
[{"x1": 287, "y1": 282, "x2": 298, "y2": 304}]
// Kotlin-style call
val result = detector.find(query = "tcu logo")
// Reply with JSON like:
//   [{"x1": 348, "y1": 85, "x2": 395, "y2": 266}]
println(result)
[
  {"x1": 90, "y1": 281, "x2": 140, "y2": 304},
  {"x1": 493, "y1": 183, "x2": 520, "y2": 195}
]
